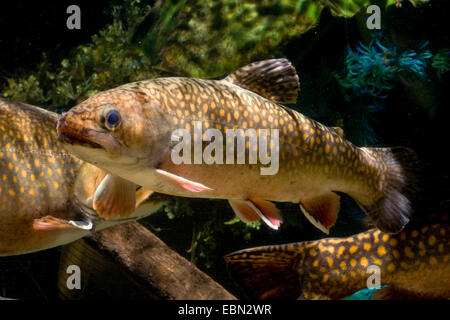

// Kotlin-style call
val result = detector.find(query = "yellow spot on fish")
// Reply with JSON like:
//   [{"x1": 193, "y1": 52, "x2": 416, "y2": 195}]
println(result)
[
  {"x1": 34, "y1": 159, "x2": 40, "y2": 167},
  {"x1": 337, "y1": 246, "x2": 345, "y2": 258},
  {"x1": 392, "y1": 249, "x2": 400, "y2": 259},
  {"x1": 363, "y1": 243, "x2": 371, "y2": 251},
  {"x1": 377, "y1": 246, "x2": 387, "y2": 256},
  {"x1": 404, "y1": 246, "x2": 414, "y2": 258},
  {"x1": 382, "y1": 234, "x2": 389, "y2": 242},
  {"x1": 349, "y1": 245, "x2": 358, "y2": 254},
  {"x1": 360, "y1": 257, "x2": 368, "y2": 267},
  {"x1": 309, "y1": 248, "x2": 317, "y2": 256},
  {"x1": 322, "y1": 274, "x2": 329, "y2": 283},
  {"x1": 389, "y1": 238, "x2": 398, "y2": 247},
  {"x1": 313, "y1": 260, "x2": 319, "y2": 267},
  {"x1": 429, "y1": 256, "x2": 437, "y2": 265},
  {"x1": 8, "y1": 163, "x2": 13, "y2": 170},
  {"x1": 428, "y1": 235, "x2": 436, "y2": 246},
  {"x1": 387, "y1": 263, "x2": 396, "y2": 272},
  {"x1": 8, "y1": 189, "x2": 15, "y2": 196},
  {"x1": 53, "y1": 182, "x2": 59, "y2": 190},
  {"x1": 340, "y1": 261, "x2": 347, "y2": 270},
  {"x1": 326, "y1": 257, "x2": 333, "y2": 268},
  {"x1": 411, "y1": 230, "x2": 419, "y2": 238}
]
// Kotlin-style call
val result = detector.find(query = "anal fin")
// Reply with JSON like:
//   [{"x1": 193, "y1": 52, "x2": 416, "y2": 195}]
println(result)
[{"x1": 299, "y1": 192, "x2": 340, "y2": 234}]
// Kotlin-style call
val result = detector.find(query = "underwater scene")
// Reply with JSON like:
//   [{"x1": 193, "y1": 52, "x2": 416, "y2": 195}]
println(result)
[{"x1": 0, "y1": 0, "x2": 449, "y2": 303}]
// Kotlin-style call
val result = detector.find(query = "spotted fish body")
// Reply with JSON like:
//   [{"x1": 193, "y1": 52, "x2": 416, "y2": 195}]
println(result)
[
  {"x1": 57, "y1": 58, "x2": 417, "y2": 233},
  {"x1": 0, "y1": 99, "x2": 164, "y2": 256},
  {"x1": 225, "y1": 214, "x2": 450, "y2": 300}
]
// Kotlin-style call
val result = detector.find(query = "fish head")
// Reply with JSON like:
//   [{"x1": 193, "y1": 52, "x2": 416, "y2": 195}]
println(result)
[{"x1": 57, "y1": 88, "x2": 170, "y2": 170}]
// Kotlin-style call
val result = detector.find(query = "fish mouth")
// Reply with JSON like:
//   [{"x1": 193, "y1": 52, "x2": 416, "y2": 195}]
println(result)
[
  {"x1": 57, "y1": 116, "x2": 102, "y2": 149},
  {"x1": 57, "y1": 132, "x2": 102, "y2": 149}
]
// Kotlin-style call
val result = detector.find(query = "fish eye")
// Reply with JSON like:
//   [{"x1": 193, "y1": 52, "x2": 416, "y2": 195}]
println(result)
[{"x1": 101, "y1": 106, "x2": 121, "y2": 131}]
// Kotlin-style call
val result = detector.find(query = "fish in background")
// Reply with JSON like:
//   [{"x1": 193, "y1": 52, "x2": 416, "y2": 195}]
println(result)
[
  {"x1": 225, "y1": 213, "x2": 449, "y2": 300},
  {"x1": 57, "y1": 58, "x2": 418, "y2": 234},
  {"x1": 0, "y1": 99, "x2": 165, "y2": 256}
]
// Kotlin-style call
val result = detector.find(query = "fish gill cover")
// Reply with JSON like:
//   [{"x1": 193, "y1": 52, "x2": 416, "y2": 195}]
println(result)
[{"x1": 1, "y1": 0, "x2": 449, "y2": 299}]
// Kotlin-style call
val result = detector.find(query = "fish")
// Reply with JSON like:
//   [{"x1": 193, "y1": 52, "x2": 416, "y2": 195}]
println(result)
[
  {"x1": 57, "y1": 58, "x2": 418, "y2": 234},
  {"x1": 0, "y1": 98, "x2": 165, "y2": 256},
  {"x1": 224, "y1": 213, "x2": 450, "y2": 300}
]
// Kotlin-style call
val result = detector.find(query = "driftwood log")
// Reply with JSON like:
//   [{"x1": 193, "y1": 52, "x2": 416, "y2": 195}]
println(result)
[{"x1": 58, "y1": 221, "x2": 236, "y2": 300}]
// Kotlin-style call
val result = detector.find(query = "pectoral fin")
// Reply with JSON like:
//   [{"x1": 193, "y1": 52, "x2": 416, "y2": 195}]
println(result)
[
  {"x1": 228, "y1": 199, "x2": 282, "y2": 230},
  {"x1": 93, "y1": 174, "x2": 136, "y2": 219},
  {"x1": 33, "y1": 216, "x2": 93, "y2": 231},
  {"x1": 299, "y1": 192, "x2": 340, "y2": 234},
  {"x1": 155, "y1": 169, "x2": 213, "y2": 192}
]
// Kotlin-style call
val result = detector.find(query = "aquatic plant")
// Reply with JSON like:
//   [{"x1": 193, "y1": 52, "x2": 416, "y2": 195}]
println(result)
[
  {"x1": 336, "y1": 40, "x2": 449, "y2": 99},
  {"x1": 2, "y1": 1, "x2": 154, "y2": 111},
  {"x1": 131, "y1": 0, "x2": 428, "y2": 78}
]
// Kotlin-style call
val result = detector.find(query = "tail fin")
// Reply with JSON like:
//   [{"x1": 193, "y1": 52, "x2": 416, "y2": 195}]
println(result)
[
  {"x1": 356, "y1": 147, "x2": 419, "y2": 233},
  {"x1": 224, "y1": 244, "x2": 301, "y2": 299}
]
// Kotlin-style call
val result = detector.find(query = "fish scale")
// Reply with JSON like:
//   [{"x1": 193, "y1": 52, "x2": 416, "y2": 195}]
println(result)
[
  {"x1": 58, "y1": 58, "x2": 419, "y2": 234},
  {"x1": 225, "y1": 214, "x2": 450, "y2": 300}
]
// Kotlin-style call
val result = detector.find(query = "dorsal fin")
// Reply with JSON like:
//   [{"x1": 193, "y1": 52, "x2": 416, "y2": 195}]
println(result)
[
  {"x1": 331, "y1": 126, "x2": 344, "y2": 138},
  {"x1": 223, "y1": 58, "x2": 300, "y2": 103}
]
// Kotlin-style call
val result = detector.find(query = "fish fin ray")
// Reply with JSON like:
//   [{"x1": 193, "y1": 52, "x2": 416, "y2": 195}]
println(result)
[
  {"x1": 299, "y1": 192, "x2": 340, "y2": 234},
  {"x1": 223, "y1": 58, "x2": 300, "y2": 103},
  {"x1": 353, "y1": 147, "x2": 418, "y2": 233},
  {"x1": 228, "y1": 199, "x2": 282, "y2": 229},
  {"x1": 93, "y1": 174, "x2": 136, "y2": 219},
  {"x1": 155, "y1": 169, "x2": 213, "y2": 192},
  {"x1": 33, "y1": 216, "x2": 92, "y2": 231},
  {"x1": 225, "y1": 245, "x2": 301, "y2": 299},
  {"x1": 331, "y1": 126, "x2": 344, "y2": 138},
  {"x1": 250, "y1": 198, "x2": 283, "y2": 229}
]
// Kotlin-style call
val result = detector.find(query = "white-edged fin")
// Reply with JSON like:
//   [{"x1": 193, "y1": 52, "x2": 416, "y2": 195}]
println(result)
[
  {"x1": 93, "y1": 173, "x2": 136, "y2": 219},
  {"x1": 228, "y1": 199, "x2": 279, "y2": 230},
  {"x1": 33, "y1": 216, "x2": 93, "y2": 232},
  {"x1": 300, "y1": 205, "x2": 330, "y2": 235},
  {"x1": 155, "y1": 169, "x2": 213, "y2": 192},
  {"x1": 67, "y1": 219, "x2": 93, "y2": 230}
]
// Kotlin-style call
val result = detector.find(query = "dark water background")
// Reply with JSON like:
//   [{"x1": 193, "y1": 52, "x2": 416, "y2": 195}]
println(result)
[{"x1": 0, "y1": 0, "x2": 449, "y2": 299}]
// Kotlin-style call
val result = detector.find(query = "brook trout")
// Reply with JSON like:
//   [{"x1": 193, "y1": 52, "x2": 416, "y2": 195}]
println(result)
[
  {"x1": 57, "y1": 58, "x2": 417, "y2": 234},
  {"x1": 0, "y1": 98, "x2": 164, "y2": 256},
  {"x1": 225, "y1": 214, "x2": 450, "y2": 299}
]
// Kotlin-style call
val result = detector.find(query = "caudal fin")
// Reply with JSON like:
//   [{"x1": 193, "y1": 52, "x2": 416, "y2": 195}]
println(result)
[
  {"x1": 356, "y1": 147, "x2": 419, "y2": 233},
  {"x1": 224, "y1": 244, "x2": 301, "y2": 299}
]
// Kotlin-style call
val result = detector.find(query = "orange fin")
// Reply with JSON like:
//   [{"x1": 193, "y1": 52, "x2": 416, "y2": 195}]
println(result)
[
  {"x1": 33, "y1": 216, "x2": 93, "y2": 231},
  {"x1": 93, "y1": 174, "x2": 136, "y2": 219},
  {"x1": 155, "y1": 169, "x2": 213, "y2": 192},
  {"x1": 228, "y1": 199, "x2": 260, "y2": 223},
  {"x1": 250, "y1": 198, "x2": 283, "y2": 229},
  {"x1": 228, "y1": 199, "x2": 282, "y2": 230},
  {"x1": 300, "y1": 192, "x2": 340, "y2": 234}
]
